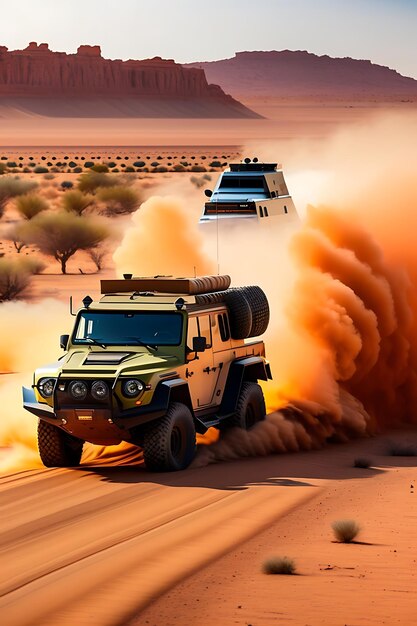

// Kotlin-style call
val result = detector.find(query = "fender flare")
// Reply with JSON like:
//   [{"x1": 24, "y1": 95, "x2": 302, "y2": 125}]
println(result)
[{"x1": 219, "y1": 357, "x2": 272, "y2": 418}]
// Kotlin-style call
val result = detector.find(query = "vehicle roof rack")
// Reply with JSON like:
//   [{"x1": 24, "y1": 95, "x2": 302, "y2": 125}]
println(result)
[
  {"x1": 101, "y1": 275, "x2": 231, "y2": 295},
  {"x1": 229, "y1": 162, "x2": 278, "y2": 172}
]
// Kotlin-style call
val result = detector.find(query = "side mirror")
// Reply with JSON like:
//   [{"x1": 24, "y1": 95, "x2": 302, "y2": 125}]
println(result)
[
  {"x1": 192, "y1": 336, "x2": 207, "y2": 353},
  {"x1": 204, "y1": 189, "x2": 213, "y2": 198},
  {"x1": 60, "y1": 334, "x2": 69, "y2": 350}
]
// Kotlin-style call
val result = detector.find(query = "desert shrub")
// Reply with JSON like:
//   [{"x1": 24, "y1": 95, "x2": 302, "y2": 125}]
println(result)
[
  {"x1": 112, "y1": 168, "x2": 120, "y2": 173},
  {"x1": 354, "y1": 458, "x2": 371, "y2": 469},
  {"x1": 387, "y1": 443, "x2": 417, "y2": 456},
  {"x1": 190, "y1": 175, "x2": 207, "y2": 189},
  {"x1": 84, "y1": 161, "x2": 95, "y2": 168},
  {"x1": 0, "y1": 177, "x2": 38, "y2": 218},
  {"x1": 98, "y1": 185, "x2": 141, "y2": 215},
  {"x1": 0, "y1": 258, "x2": 32, "y2": 301},
  {"x1": 73, "y1": 167, "x2": 82, "y2": 173},
  {"x1": 34, "y1": 166, "x2": 49, "y2": 174},
  {"x1": 150, "y1": 161, "x2": 159, "y2": 167},
  {"x1": 25, "y1": 211, "x2": 109, "y2": 274},
  {"x1": 28, "y1": 163, "x2": 36, "y2": 168},
  {"x1": 61, "y1": 180, "x2": 74, "y2": 190},
  {"x1": 209, "y1": 160, "x2": 222, "y2": 167},
  {"x1": 173, "y1": 164, "x2": 185, "y2": 172},
  {"x1": 0, "y1": 156, "x2": 7, "y2": 160},
  {"x1": 4, "y1": 221, "x2": 33, "y2": 253},
  {"x1": 106, "y1": 161, "x2": 116, "y2": 168},
  {"x1": 43, "y1": 173, "x2": 55, "y2": 180},
  {"x1": 62, "y1": 190, "x2": 95, "y2": 215},
  {"x1": 191, "y1": 165, "x2": 207, "y2": 173},
  {"x1": 125, "y1": 166, "x2": 135, "y2": 173},
  {"x1": 91, "y1": 163, "x2": 109, "y2": 173},
  {"x1": 180, "y1": 161, "x2": 189, "y2": 167},
  {"x1": 88, "y1": 245, "x2": 108, "y2": 271},
  {"x1": 133, "y1": 161, "x2": 145, "y2": 168},
  {"x1": 262, "y1": 557, "x2": 296, "y2": 575},
  {"x1": 0, "y1": 163, "x2": 6, "y2": 175},
  {"x1": 152, "y1": 166, "x2": 168, "y2": 173},
  {"x1": 78, "y1": 171, "x2": 117, "y2": 193},
  {"x1": 68, "y1": 161, "x2": 77, "y2": 168},
  {"x1": 332, "y1": 519, "x2": 360, "y2": 543},
  {"x1": 18, "y1": 256, "x2": 46, "y2": 275},
  {"x1": 15, "y1": 193, "x2": 49, "y2": 220},
  {"x1": 7, "y1": 161, "x2": 17, "y2": 168}
]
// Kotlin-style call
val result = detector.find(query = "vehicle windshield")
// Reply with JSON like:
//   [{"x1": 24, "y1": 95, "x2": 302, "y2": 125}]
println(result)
[
  {"x1": 72, "y1": 311, "x2": 183, "y2": 347},
  {"x1": 213, "y1": 175, "x2": 268, "y2": 202}
]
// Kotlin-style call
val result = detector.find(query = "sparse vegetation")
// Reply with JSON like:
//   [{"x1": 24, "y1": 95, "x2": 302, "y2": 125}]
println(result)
[
  {"x1": 98, "y1": 185, "x2": 141, "y2": 215},
  {"x1": 78, "y1": 171, "x2": 117, "y2": 193},
  {"x1": 62, "y1": 190, "x2": 95, "y2": 216},
  {"x1": 15, "y1": 194, "x2": 49, "y2": 220},
  {"x1": 34, "y1": 166, "x2": 49, "y2": 174},
  {"x1": 25, "y1": 212, "x2": 109, "y2": 274},
  {"x1": 0, "y1": 258, "x2": 32, "y2": 301},
  {"x1": 262, "y1": 556, "x2": 296, "y2": 575},
  {"x1": 0, "y1": 177, "x2": 38, "y2": 218},
  {"x1": 332, "y1": 519, "x2": 360, "y2": 543},
  {"x1": 5, "y1": 221, "x2": 33, "y2": 253},
  {"x1": 88, "y1": 245, "x2": 108, "y2": 271},
  {"x1": 61, "y1": 181, "x2": 74, "y2": 190}
]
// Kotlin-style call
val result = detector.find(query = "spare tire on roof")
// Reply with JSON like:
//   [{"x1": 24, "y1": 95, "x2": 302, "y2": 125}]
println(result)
[
  {"x1": 223, "y1": 288, "x2": 253, "y2": 339},
  {"x1": 240, "y1": 285, "x2": 270, "y2": 337},
  {"x1": 195, "y1": 285, "x2": 269, "y2": 339}
]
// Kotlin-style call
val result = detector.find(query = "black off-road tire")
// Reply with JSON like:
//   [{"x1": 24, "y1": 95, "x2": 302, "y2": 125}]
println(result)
[
  {"x1": 241, "y1": 286, "x2": 270, "y2": 337},
  {"x1": 142, "y1": 402, "x2": 196, "y2": 472},
  {"x1": 37, "y1": 420, "x2": 84, "y2": 467},
  {"x1": 223, "y1": 288, "x2": 253, "y2": 339},
  {"x1": 230, "y1": 382, "x2": 266, "y2": 430}
]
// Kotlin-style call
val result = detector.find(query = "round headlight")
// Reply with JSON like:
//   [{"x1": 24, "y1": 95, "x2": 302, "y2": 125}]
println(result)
[
  {"x1": 122, "y1": 379, "x2": 144, "y2": 398},
  {"x1": 69, "y1": 380, "x2": 88, "y2": 400},
  {"x1": 91, "y1": 380, "x2": 108, "y2": 400},
  {"x1": 38, "y1": 378, "x2": 55, "y2": 398}
]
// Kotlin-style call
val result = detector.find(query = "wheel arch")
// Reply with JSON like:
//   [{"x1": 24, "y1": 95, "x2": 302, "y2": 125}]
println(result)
[{"x1": 219, "y1": 357, "x2": 271, "y2": 417}]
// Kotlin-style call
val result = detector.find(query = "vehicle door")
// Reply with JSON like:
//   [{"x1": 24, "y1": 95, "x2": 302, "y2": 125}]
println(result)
[
  {"x1": 210, "y1": 311, "x2": 232, "y2": 407},
  {"x1": 186, "y1": 314, "x2": 217, "y2": 408}
]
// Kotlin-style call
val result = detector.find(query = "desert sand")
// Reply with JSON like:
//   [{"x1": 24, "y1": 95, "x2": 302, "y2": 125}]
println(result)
[{"x1": 1, "y1": 433, "x2": 417, "y2": 625}]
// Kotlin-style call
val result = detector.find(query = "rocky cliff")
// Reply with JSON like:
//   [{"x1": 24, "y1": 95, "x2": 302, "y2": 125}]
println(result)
[
  {"x1": 185, "y1": 51, "x2": 417, "y2": 100},
  {"x1": 0, "y1": 43, "x2": 259, "y2": 118}
]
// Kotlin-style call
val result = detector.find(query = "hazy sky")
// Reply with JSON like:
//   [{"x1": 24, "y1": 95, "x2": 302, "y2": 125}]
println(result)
[{"x1": 1, "y1": 0, "x2": 416, "y2": 78}]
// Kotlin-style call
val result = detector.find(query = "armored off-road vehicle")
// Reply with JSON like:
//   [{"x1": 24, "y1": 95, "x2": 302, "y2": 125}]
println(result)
[
  {"x1": 200, "y1": 157, "x2": 298, "y2": 224},
  {"x1": 22, "y1": 275, "x2": 272, "y2": 472}
]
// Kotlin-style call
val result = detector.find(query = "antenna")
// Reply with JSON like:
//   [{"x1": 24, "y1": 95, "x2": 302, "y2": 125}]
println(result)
[
  {"x1": 69, "y1": 296, "x2": 76, "y2": 317},
  {"x1": 216, "y1": 199, "x2": 220, "y2": 275}
]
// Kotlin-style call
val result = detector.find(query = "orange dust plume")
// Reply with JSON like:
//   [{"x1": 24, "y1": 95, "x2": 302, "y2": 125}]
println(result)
[{"x1": 113, "y1": 195, "x2": 216, "y2": 278}]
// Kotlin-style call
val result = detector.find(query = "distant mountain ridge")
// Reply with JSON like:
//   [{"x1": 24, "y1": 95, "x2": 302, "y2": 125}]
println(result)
[
  {"x1": 0, "y1": 43, "x2": 259, "y2": 118},
  {"x1": 185, "y1": 50, "x2": 417, "y2": 99}
]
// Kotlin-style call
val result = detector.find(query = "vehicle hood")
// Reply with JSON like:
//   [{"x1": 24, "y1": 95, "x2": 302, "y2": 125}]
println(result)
[{"x1": 59, "y1": 349, "x2": 180, "y2": 377}]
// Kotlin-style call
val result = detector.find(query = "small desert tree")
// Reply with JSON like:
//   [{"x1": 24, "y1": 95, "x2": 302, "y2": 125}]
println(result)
[
  {"x1": 88, "y1": 244, "x2": 108, "y2": 271},
  {"x1": 15, "y1": 193, "x2": 49, "y2": 220},
  {"x1": 0, "y1": 177, "x2": 38, "y2": 218},
  {"x1": 62, "y1": 190, "x2": 95, "y2": 215},
  {"x1": 98, "y1": 185, "x2": 141, "y2": 215},
  {"x1": 26, "y1": 212, "x2": 109, "y2": 274},
  {"x1": 5, "y1": 221, "x2": 33, "y2": 253}
]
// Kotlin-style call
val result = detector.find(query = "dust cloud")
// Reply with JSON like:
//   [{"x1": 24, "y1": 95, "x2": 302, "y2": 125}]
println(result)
[{"x1": 113, "y1": 195, "x2": 215, "y2": 278}]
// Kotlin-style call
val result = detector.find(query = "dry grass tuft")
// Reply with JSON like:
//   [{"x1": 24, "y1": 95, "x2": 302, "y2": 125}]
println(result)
[
  {"x1": 262, "y1": 556, "x2": 296, "y2": 575},
  {"x1": 332, "y1": 519, "x2": 360, "y2": 543}
]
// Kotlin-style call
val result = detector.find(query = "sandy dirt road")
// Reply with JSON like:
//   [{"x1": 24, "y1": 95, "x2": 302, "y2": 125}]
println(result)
[
  {"x1": 1, "y1": 434, "x2": 417, "y2": 626},
  {"x1": 0, "y1": 449, "x2": 320, "y2": 626}
]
